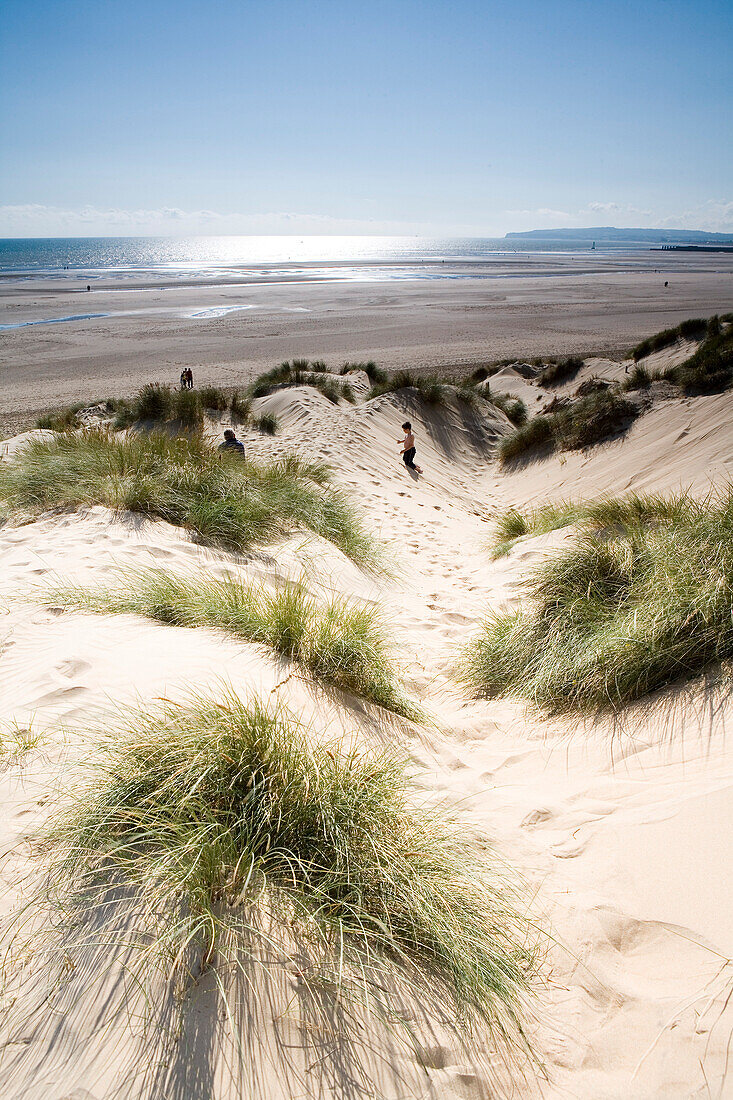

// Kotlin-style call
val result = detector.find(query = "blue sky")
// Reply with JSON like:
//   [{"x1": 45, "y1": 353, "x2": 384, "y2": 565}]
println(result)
[{"x1": 1, "y1": 0, "x2": 731, "y2": 236}]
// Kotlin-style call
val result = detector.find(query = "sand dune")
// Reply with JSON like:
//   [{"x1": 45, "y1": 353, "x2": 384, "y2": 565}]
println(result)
[{"x1": 0, "y1": 360, "x2": 731, "y2": 1098}]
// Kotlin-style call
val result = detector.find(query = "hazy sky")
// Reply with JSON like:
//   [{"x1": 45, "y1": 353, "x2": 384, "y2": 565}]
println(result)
[{"x1": 1, "y1": 0, "x2": 731, "y2": 237}]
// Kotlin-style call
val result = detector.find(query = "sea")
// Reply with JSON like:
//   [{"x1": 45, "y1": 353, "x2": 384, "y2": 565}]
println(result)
[{"x1": 0, "y1": 235, "x2": 631, "y2": 284}]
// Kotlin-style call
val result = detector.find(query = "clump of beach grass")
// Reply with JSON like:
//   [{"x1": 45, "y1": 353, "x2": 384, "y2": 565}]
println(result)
[
  {"x1": 498, "y1": 415, "x2": 554, "y2": 463},
  {"x1": 45, "y1": 692, "x2": 535, "y2": 1046},
  {"x1": 489, "y1": 500, "x2": 587, "y2": 558},
  {"x1": 199, "y1": 385, "x2": 228, "y2": 411},
  {"x1": 340, "y1": 360, "x2": 387, "y2": 384},
  {"x1": 632, "y1": 316, "x2": 708, "y2": 361},
  {"x1": 499, "y1": 390, "x2": 639, "y2": 464},
  {"x1": 50, "y1": 569, "x2": 417, "y2": 718},
  {"x1": 464, "y1": 489, "x2": 733, "y2": 712},
  {"x1": 36, "y1": 403, "x2": 88, "y2": 431},
  {"x1": 228, "y1": 390, "x2": 251, "y2": 423},
  {"x1": 254, "y1": 412, "x2": 279, "y2": 434},
  {"x1": 492, "y1": 394, "x2": 528, "y2": 426},
  {"x1": 368, "y1": 371, "x2": 448, "y2": 405},
  {"x1": 621, "y1": 364, "x2": 652, "y2": 391},
  {"x1": 249, "y1": 360, "x2": 354, "y2": 404},
  {"x1": 171, "y1": 387, "x2": 203, "y2": 428},
  {"x1": 0, "y1": 430, "x2": 379, "y2": 566},
  {"x1": 537, "y1": 357, "x2": 583, "y2": 387},
  {"x1": 133, "y1": 383, "x2": 173, "y2": 421},
  {"x1": 662, "y1": 321, "x2": 733, "y2": 394}
]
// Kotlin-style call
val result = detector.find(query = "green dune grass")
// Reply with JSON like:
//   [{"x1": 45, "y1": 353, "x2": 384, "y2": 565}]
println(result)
[
  {"x1": 467, "y1": 490, "x2": 733, "y2": 712},
  {"x1": 50, "y1": 569, "x2": 419, "y2": 718},
  {"x1": 46, "y1": 692, "x2": 536, "y2": 1044},
  {"x1": 0, "y1": 429, "x2": 380, "y2": 568}
]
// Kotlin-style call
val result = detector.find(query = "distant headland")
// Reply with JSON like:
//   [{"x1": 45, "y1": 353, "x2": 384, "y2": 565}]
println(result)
[{"x1": 505, "y1": 226, "x2": 733, "y2": 244}]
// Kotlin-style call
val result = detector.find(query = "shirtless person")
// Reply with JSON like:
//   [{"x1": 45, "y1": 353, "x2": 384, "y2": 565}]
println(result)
[{"x1": 398, "y1": 421, "x2": 423, "y2": 473}]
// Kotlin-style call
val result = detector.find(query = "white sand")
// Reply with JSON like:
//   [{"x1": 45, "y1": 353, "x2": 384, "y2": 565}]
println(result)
[{"x1": 0, "y1": 350, "x2": 731, "y2": 1098}]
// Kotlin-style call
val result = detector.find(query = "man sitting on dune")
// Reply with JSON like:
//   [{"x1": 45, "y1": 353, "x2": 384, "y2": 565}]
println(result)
[
  {"x1": 218, "y1": 428, "x2": 245, "y2": 456},
  {"x1": 399, "y1": 421, "x2": 423, "y2": 473}
]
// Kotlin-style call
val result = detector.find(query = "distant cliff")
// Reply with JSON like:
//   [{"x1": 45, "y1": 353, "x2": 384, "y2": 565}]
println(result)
[{"x1": 505, "y1": 227, "x2": 733, "y2": 243}]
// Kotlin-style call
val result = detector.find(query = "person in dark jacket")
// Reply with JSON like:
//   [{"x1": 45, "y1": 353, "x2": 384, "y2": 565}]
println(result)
[{"x1": 218, "y1": 428, "x2": 245, "y2": 456}]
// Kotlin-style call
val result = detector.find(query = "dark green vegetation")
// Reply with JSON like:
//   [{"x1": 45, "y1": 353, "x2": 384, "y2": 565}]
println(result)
[
  {"x1": 499, "y1": 389, "x2": 638, "y2": 464},
  {"x1": 340, "y1": 360, "x2": 387, "y2": 384},
  {"x1": 662, "y1": 321, "x2": 733, "y2": 394},
  {"x1": 51, "y1": 570, "x2": 417, "y2": 718},
  {"x1": 0, "y1": 430, "x2": 378, "y2": 566},
  {"x1": 489, "y1": 500, "x2": 589, "y2": 559},
  {"x1": 498, "y1": 316, "x2": 732, "y2": 465},
  {"x1": 37, "y1": 398, "x2": 130, "y2": 432},
  {"x1": 37, "y1": 385, "x2": 254, "y2": 433},
  {"x1": 198, "y1": 385, "x2": 229, "y2": 411},
  {"x1": 465, "y1": 490, "x2": 733, "y2": 712},
  {"x1": 228, "y1": 390, "x2": 252, "y2": 423},
  {"x1": 253, "y1": 411, "x2": 279, "y2": 434},
  {"x1": 249, "y1": 360, "x2": 354, "y2": 403},
  {"x1": 492, "y1": 394, "x2": 528, "y2": 426},
  {"x1": 620, "y1": 364, "x2": 654, "y2": 391},
  {"x1": 537, "y1": 357, "x2": 584, "y2": 387},
  {"x1": 367, "y1": 370, "x2": 449, "y2": 404},
  {"x1": 631, "y1": 317, "x2": 708, "y2": 361},
  {"x1": 627, "y1": 314, "x2": 733, "y2": 393},
  {"x1": 48, "y1": 693, "x2": 534, "y2": 1039}
]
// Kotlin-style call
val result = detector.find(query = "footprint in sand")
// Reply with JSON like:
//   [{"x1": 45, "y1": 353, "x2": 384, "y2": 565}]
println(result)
[
  {"x1": 55, "y1": 658, "x2": 92, "y2": 679},
  {"x1": 31, "y1": 685, "x2": 87, "y2": 706}
]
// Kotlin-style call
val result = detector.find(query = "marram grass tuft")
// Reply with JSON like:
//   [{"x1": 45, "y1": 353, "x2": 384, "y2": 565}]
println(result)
[
  {"x1": 0, "y1": 429, "x2": 381, "y2": 568},
  {"x1": 466, "y1": 490, "x2": 733, "y2": 712},
  {"x1": 46, "y1": 693, "x2": 537, "y2": 1048},
  {"x1": 50, "y1": 568, "x2": 419, "y2": 718}
]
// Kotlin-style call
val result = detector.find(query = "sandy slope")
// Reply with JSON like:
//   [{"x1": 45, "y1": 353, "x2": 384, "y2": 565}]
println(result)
[{"x1": 0, "y1": 369, "x2": 731, "y2": 1099}]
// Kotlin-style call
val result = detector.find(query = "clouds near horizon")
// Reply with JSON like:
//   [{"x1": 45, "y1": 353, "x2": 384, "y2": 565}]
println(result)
[{"x1": 2, "y1": 200, "x2": 731, "y2": 239}]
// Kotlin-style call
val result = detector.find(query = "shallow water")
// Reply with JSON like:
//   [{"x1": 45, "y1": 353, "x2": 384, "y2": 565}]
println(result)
[{"x1": 0, "y1": 234, "x2": 638, "y2": 285}]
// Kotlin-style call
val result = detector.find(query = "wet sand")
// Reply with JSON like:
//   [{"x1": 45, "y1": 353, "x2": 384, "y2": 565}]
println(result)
[{"x1": 1, "y1": 250, "x2": 732, "y2": 430}]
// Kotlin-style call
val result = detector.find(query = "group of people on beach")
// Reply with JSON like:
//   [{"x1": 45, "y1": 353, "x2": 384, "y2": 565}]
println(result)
[{"x1": 179, "y1": 368, "x2": 194, "y2": 389}]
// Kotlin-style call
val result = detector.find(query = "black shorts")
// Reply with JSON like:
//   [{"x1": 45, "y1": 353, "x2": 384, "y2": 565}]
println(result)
[{"x1": 403, "y1": 447, "x2": 417, "y2": 469}]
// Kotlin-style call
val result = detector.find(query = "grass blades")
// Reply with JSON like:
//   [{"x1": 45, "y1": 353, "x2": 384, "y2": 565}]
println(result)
[
  {"x1": 249, "y1": 360, "x2": 354, "y2": 403},
  {"x1": 489, "y1": 500, "x2": 588, "y2": 557},
  {"x1": 498, "y1": 390, "x2": 639, "y2": 464},
  {"x1": 537, "y1": 357, "x2": 583, "y2": 387},
  {"x1": 632, "y1": 316, "x2": 708, "y2": 361},
  {"x1": 0, "y1": 429, "x2": 380, "y2": 568},
  {"x1": 662, "y1": 321, "x2": 733, "y2": 394},
  {"x1": 491, "y1": 394, "x2": 528, "y2": 426},
  {"x1": 367, "y1": 371, "x2": 449, "y2": 404},
  {"x1": 46, "y1": 692, "x2": 535, "y2": 1045},
  {"x1": 50, "y1": 569, "x2": 418, "y2": 718},
  {"x1": 465, "y1": 489, "x2": 733, "y2": 712}
]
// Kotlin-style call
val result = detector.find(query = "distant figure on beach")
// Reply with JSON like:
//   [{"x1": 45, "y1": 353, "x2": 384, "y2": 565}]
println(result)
[
  {"x1": 664, "y1": 281, "x2": 669, "y2": 288},
  {"x1": 180, "y1": 370, "x2": 187, "y2": 389},
  {"x1": 399, "y1": 421, "x2": 422, "y2": 473},
  {"x1": 185, "y1": 368, "x2": 194, "y2": 388},
  {"x1": 86, "y1": 285, "x2": 90, "y2": 291},
  {"x1": 218, "y1": 428, "x2": 245, "y2": 456}
]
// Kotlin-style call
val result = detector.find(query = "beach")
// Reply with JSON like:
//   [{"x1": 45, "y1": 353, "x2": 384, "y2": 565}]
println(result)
[{"x1": 1, "y1": 249, "x2": 732, "y2": 432}]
